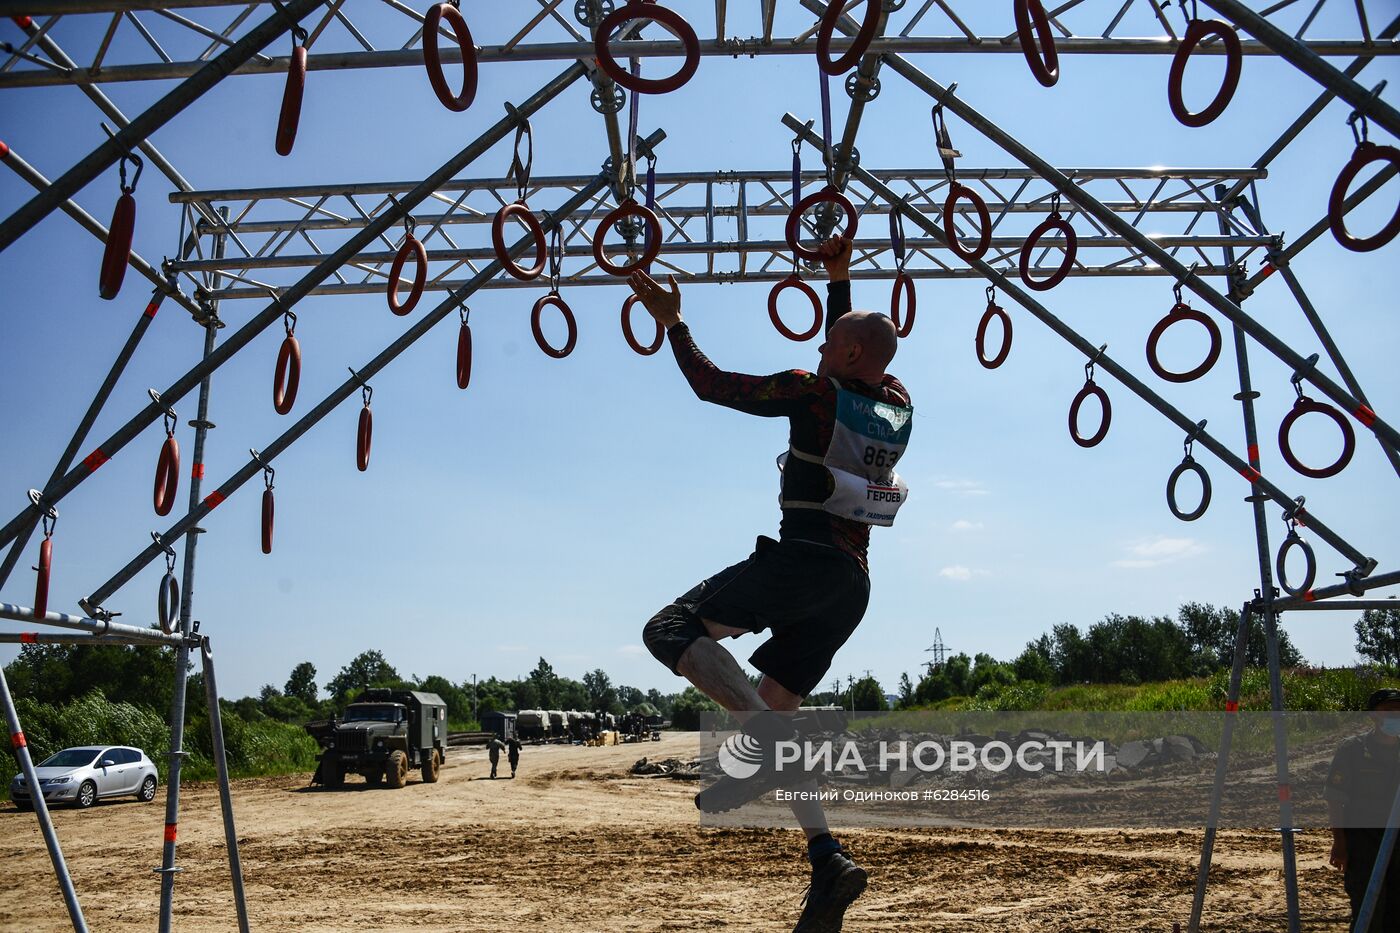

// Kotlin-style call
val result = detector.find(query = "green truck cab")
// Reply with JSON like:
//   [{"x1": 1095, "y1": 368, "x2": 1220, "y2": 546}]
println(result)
[{"x1": 309, "y1": 689, "x2": 447, "y2": 789}]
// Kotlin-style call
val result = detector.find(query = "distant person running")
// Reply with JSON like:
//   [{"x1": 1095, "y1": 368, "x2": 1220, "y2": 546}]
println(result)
[
  {"x1": 628, "y1": 235, "x2": 912, "y2": 932},
  {"x1": 487, "y1": 736, "x2": 505, "y2": 780},
  {"x1": 507, "y1": 736, "x2": 521, "y2": 779}
]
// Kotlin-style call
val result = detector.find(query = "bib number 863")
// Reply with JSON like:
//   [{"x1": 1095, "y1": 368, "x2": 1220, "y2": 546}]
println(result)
[{"x1": 863, "y1": 446, "x2": 899, "y2": 468}]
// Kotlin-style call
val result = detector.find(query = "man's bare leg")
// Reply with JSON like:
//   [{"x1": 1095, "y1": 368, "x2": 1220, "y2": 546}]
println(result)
[
  {"x1": 674, "y1": 619, "x2": 770, "y2": 722},
  {"x1": 759, "y1": 676, "x2": 830, "y2": 842}
]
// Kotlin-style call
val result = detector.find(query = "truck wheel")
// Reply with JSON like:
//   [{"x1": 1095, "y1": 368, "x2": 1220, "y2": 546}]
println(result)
[
  {"x1": 385, "y1": 750, "x2": 408, "y2": 789},
  {"x1": 320, "y1": 752, "x2": 343, "y2": 788},
  {"x1": 421, "y1": 748, "x2": 441, "y2": 783}
]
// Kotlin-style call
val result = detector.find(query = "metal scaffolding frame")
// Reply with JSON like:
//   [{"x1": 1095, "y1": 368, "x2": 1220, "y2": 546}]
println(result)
[{"x1": 1, "y1": 0, "x2": 1397, "y2": 930}]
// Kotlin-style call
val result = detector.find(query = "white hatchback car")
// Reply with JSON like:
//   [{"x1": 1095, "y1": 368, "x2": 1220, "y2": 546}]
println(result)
[{"x1": 10, "y1": 746, "x2": 159, "y2": 810}]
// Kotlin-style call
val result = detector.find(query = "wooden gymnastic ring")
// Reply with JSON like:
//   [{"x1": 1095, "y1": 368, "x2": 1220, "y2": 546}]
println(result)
[
  {"x1": 1146, "y1": 302, "x2": 1222, "y2": 383},
  {"x1": 594, "y1": 0, "x2": 701, "y2": 94},
  {"x1": 1167, "y1": 18, "x2": 1242, "y2": 128},
  {"x1": 943, "y1": 183, "x2": 991, "y2": 262},
  {"x1": 1019, "y1": 212, "x2": 1077, "y2": 291},
  {"x1": 816, "y1": 0, "x2": 882, "y2": 75},
  {"x1": 273, "y1": 334, "x2": 301, "y2": 415},
  {"x1": 532, "y1": 292, "x2": 578, "y2": 358},
  {"x1": 456, "y1": 321, "x2": 473, "y2": 389},
  {"x1": 890, "y1": 272, "x2": 915, "y2": 339},
  {"x1": 593, "y1": 199, "x2": 663, "y2": 276},
  {"x1": 153, "y1": 434, "x2": 180, "y2": 517},
  {"x1": 1069, "y1": 380, "x2": 1111, "y2": 448},
  {"x1": 493, "y1": 201, "x2": 547, "y2": 281},
  {"x1": 785, "y1": 186, "x2": 858, "y2": 263},
  {"x1": 261, "y1": 487, "x2": 275, "y2": 554},
  {"x1": 1278, "y1": 396, "x2": 1355, "y2": 479},
  {"x1": 157, "y1": 572, "x2": 180, "y2": 635},
  {"x1": 35, "y1": 536, "x2": 52, "y2": 619},
  {"x1": 1013, "y1": 0, "x2": 1059, "y2": 88},
  {"x1": 1166, "y1": 456, "x2": 1212, "y2": 522},
  {"x1": 275, "y1": 44, "x2": 307, "y2": 156},
  {"x1": 768, "y1": 274, "x2": 823, "y2": 342},
  {"x1": 976, "y1": 302, "x2": 1012, "y2": 370},
  {"x1": 387, "y1": 235, "x2": 427, "y2": 316},
  {"x1": 99, "y1": 191, "x2": 136, "y2": 300},
  {"x1": 1328, "y1": 142, "x2": 1400, "y2": 252},
  {"x1": 622, "y1": 294, "x2": 665, "y2": 355},
  {"x1": 1276, "y1": 533, "x2": 1316, "y2": 597},
  {"x1": 356, "y1": 405, "x2": 373, "y2": 472},
  {"x1": 422, "y1": 2, "x2": 478, "y2": 112}
]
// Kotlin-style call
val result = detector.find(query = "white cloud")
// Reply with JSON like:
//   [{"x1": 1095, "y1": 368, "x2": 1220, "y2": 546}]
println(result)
[
  {"x1": 1111, "y1": 536, "x2": 1206, "y2": 569},
  {"x1": 938, "y1": 565, "x2": 989, "y2": 581},
  {"x1": 950, "y1": 519, "x2": 984, "y2": 532},
  {"x1": 934, "y1": 478, "x2": 990, "y2": 497}
]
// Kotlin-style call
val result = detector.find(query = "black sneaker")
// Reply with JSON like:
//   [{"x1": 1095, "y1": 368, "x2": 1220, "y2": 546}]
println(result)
[
  {"x1": 694, "y1": 715, "x2": 812, "y2": 814},
  {"x1": 793, "y1": 846, "x2": 868, "y2": 932}
]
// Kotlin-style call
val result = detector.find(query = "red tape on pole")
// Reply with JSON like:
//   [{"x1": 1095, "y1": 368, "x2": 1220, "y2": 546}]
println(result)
[
  {"x1": 20, "y1": 633, "x2": 36, "y2": 644},
  {"x1": 83, "y1": 449, "x2": 111, "y2": 473},
  {"x1": 11, "y1": 731, "x2": 26, "y2": 749},
  {"x1": 203, "y1": 491, "x2": 226, "y2": 510}
]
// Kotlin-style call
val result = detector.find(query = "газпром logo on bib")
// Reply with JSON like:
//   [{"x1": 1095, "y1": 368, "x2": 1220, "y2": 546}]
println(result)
[{"x1": 717, "y1": 733, "x2": 765, "y2": 779}]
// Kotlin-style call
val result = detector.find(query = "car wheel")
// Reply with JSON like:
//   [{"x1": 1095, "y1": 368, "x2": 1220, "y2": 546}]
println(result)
[
  {"x1": 385, "y1": 750, "x2": 408, "y2": 789},
  {"x1": 138, "y1": 775, "x2": 157, "y2": 803},
  {"x1": 76, "y1": 780, "x2": 97, "y2": 809}
]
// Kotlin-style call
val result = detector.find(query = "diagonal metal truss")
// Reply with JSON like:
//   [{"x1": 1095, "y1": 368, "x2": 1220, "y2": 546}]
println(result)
[
  {"x1": 166, "y1": 164, "x2": 1276, "y2": 300},
  {"x1": 1, "y1": 0, "x2": 1397, "y2": 90}
]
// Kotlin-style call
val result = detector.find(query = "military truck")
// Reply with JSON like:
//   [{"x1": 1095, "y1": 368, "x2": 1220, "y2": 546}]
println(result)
[{"x1": 309, "y1": 689, "x2": 447, "y2": 789}]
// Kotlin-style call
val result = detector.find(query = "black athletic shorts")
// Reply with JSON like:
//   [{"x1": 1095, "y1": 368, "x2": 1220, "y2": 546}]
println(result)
[{"x1": 674, "y1": 535, "x2": 871, "y2": 698}]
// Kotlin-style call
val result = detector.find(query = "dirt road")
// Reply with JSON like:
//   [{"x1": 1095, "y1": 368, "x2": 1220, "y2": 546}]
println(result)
[{"x1": 0, "y1": 734, "x2": 1352, "y2": 931}]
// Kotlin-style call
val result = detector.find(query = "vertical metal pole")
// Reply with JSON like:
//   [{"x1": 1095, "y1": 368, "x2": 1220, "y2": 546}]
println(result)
[
  {"x1": 1215, "y1": 187, "x2": 1300, "y2": 932},
  {"x1": 1188, "y1": 604, "x2": 1255, "y2": 933},
  {"x1": 0, "y1": 665, "x2": 88, "y2": 932},
  {"x1": 156, "y1": 210, "x2": 224, "y2": 932},
  {"x1": 199, "y1": 637, "x2": 249, "y2": 933}
]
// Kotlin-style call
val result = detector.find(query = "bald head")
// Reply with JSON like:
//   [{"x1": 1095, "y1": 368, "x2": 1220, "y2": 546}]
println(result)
[{"x1": 818, "y1": 310, "x2": 898, "y2": 382}]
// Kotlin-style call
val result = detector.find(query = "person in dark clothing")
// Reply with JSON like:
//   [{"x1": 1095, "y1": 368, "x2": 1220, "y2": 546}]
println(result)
[
  {"x1": 487, "y1": 736, "x2": 505, "y2": 780},
  {"x1": 507, "y1": 736, "x2": 522, "y2": 779},
  {"x1": 1327, "y1": 688, "x2": 1400, "y2": 930},
  {"x1": 628, "y1": 236, "x2": 910, "y2": 932}
]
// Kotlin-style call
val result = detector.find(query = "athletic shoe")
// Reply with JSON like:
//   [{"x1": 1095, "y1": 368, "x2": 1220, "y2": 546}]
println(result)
[
  {"x1": 694, "y1": 725, "x2": 814, "y2": 813},
  {"x1": 793, "y1": 846, "x2": 868, "y2": 932}
]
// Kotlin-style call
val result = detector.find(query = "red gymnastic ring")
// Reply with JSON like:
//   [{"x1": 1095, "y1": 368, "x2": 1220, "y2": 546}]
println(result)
[
  {"x1": 35, "y1": 536, "x2": 51, "y2": 619},
  {"x1": 99, "y1": 191, "x2": 135, "y2": 300},
  {"x1": 1069, "y1": 380, "x2": 1111, "y2": 448},
  {"x1": 594, "y1": 0, "x2": 701, "y2": 94},
  {"x1": 275, "y1": 44, "x2": 307, "y2": 157},
  {"x1": 532, "y1": 292, "x2": 578, "y2": 359},
  {"x1": 493, "y1": 201, "x2": 547, "y2": 281},
  {"x1": 1019, "y1": 212, "x2": 1077, "y2": 291},
  {"x1": 153, "y1": 434, "x2": 180, "y2": 517},
  {"x1": 1328, "y1": 142, "x2": 1400, "y2": 252},
  {"x1": 785, "y1": 186, "x2": 858, "y2": 263},
  {"x1": 593, "y1": 199, "x2": 663, "y2": 276},
  {"x1": 273, "y1": 334, "x2": 301, "y2": 415},
  {"x1": 422, "y1": 3, "x2": 478, "y2": 112},
  {"x1": 1013, "y1": 0, "x2": 1059, "y2": 88},
  {"x1": 387, "y1": 235, "x2": 427, "y2": 316},
  {"x1": 976, "y1": 302, "x2": 1012, "y2": 370},
  {"x1": 456, "y1": 321, "x2": 473, "y2": 389},
  {"x1": 1278, "y1": 396, "x2": 1355, "y2": 479},
  {"x1": 260, "y1": 487, "x2": 274, "y2": 554},
  {"x1": 890, "y1": 272, "x2": 915, "y2": 339},
  {"x1": 943, "y1": 183, "x2": 991, "y2": 262},
  {"x1": 768, "y1": 274, "x2": 823, "y2": 342},
  {"x1": 356, "y1": 405, "x2": 373, "y2": 472},
  {"x1": 622, "y1": 294, "x2": 665, "y2": 355},
  {"x1": 816, "y1": 0, "x2": 882, "y2": 75},
  {"x1": 1167, "y1": 19, "x2": 1242, "y2": 128},
  {"x1": 1145, "y1": 302, "x2": 1222, "y2": 383}
]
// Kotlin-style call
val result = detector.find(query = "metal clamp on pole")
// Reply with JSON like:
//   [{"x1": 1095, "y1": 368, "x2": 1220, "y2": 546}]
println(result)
[
  {"x1": 1167, "y1": 420, "x2": 1213, "y2": 522},
  {"x1": 1068, "y1": 344, "x2": 1112, "y2": 448}
]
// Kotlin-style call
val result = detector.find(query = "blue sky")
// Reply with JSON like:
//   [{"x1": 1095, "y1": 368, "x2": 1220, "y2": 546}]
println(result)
[{"x1": 1, "y1": 2, "x2": 1397, "y2": 701}]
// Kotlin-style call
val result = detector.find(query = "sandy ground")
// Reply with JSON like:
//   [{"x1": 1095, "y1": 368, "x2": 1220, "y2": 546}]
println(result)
[{"x1": 0, "y1": 734, "x2": 1354, "y2": 932}]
